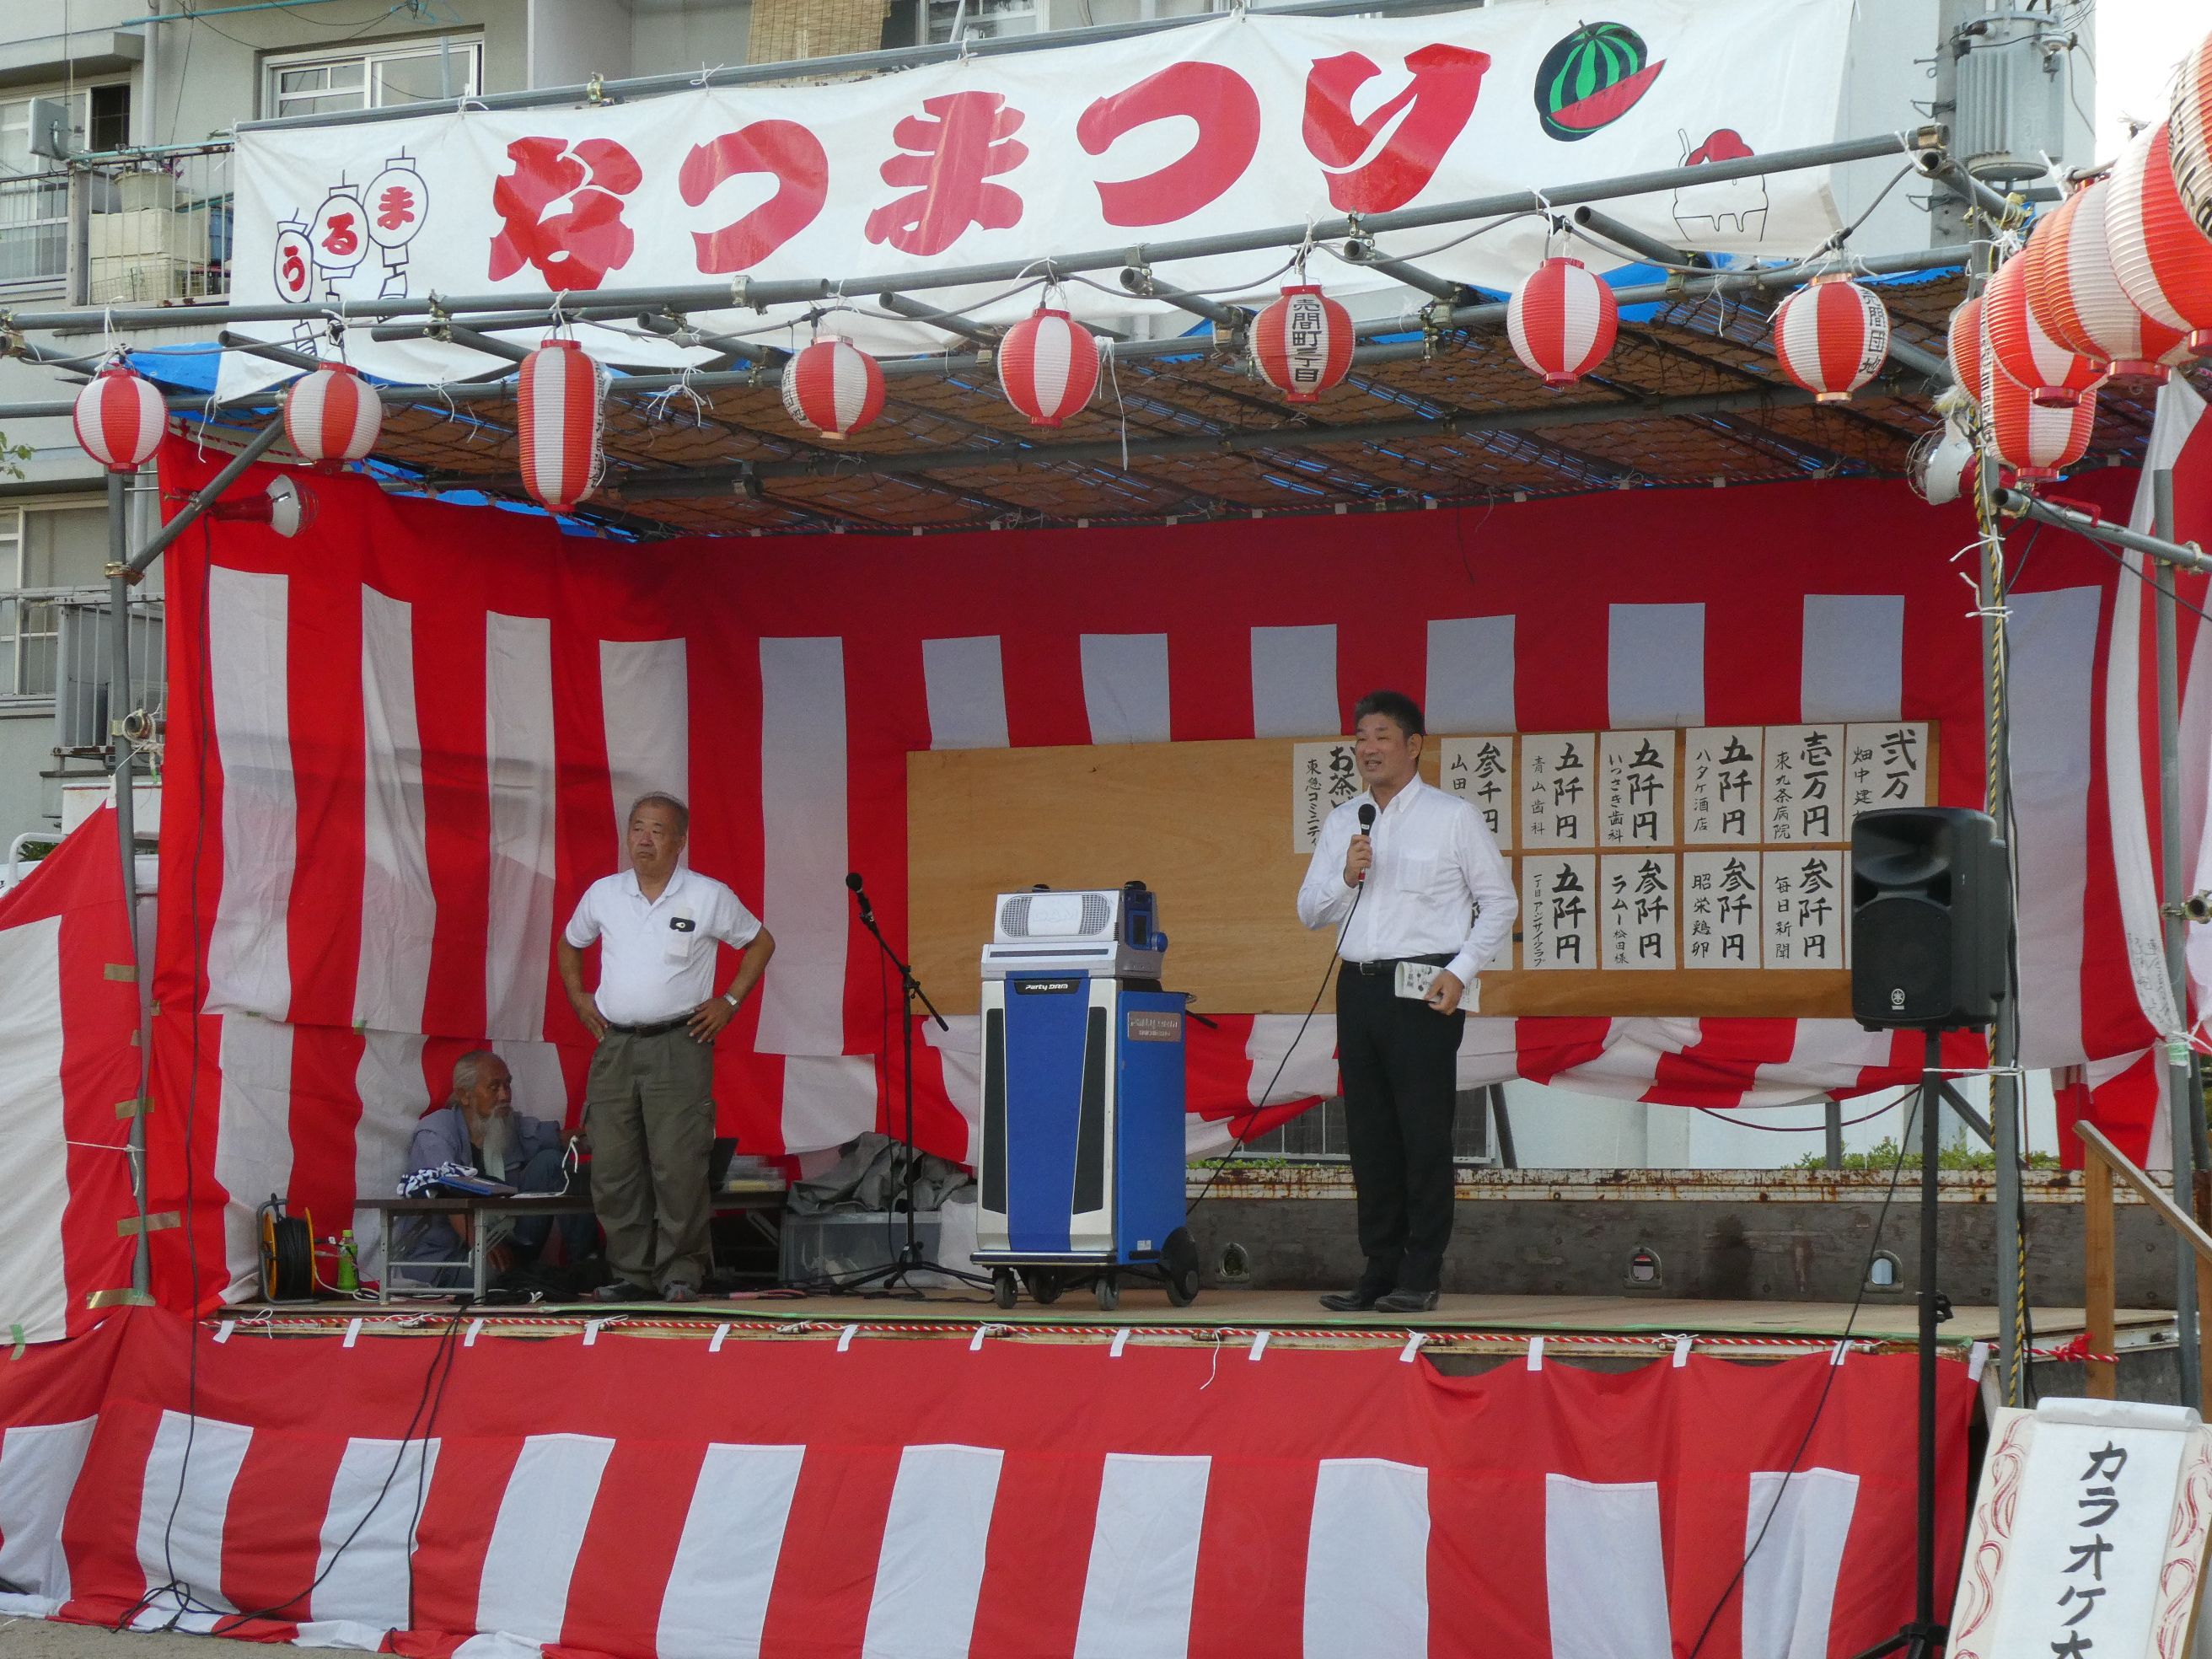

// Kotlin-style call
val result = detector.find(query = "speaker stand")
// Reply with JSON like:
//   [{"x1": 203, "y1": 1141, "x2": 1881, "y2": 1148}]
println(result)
[{"x1": 1850, "y1": 1027, "x2": 1950, "y2": 1659}]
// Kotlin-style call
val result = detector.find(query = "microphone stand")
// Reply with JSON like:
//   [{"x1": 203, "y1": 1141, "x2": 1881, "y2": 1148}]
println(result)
[{"x1": 837, "y1": 878, "x2": 991, "y2": 1295}]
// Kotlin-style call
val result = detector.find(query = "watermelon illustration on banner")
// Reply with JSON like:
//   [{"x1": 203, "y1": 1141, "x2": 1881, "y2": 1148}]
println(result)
[{"x1": 1533, "y1": 22, "x2": 1666, "y2": 141}]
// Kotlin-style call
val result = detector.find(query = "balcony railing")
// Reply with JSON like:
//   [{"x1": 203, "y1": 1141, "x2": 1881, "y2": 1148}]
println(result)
[{"x1": 0, "y1": 143, "x2": 234, "y2": 304}]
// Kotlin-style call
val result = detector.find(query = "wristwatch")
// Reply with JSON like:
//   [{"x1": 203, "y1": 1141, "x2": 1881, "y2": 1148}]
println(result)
[{"x1": 722, "y1": 990, "x2": 741, "y2": 1010}]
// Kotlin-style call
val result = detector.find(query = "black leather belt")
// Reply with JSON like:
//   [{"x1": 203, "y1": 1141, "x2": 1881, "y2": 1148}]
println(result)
[
  {"x1": 604, "y1": 1014, "x2": 691, "y2": 1037},
  {"x1": 1348, "y1": 953, "x2": 1454, "y2": 977}
]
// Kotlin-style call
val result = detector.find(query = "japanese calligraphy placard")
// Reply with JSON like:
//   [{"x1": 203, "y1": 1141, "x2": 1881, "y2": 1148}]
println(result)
[
  {"x1": 1521, "y1": 733, "x2": 1595, "y2": 850},
  {"x1": 1600, "y1": 729, "x2": 1676, "y2": 846},
  {"x1": 1439, "y1": 737, "x2": 1514, "y2": 850},
  {"x1": 1951, "y1": 1400, "x2": 2212, "y2": 1659},
  {"x1": 1845, "y1": 722, "x2": 1930, "y2": 822},
  {"x1": 1520, "y1": 853, "x2": 1597, "y2": 971},
  {"x1": 223, "y1": 2, "x2": 1858, "y2": 395},
  {"x1": 1292, "y1": 740, "x2": 1359, "y2": 851},
  {"x1": 1685, "y1": 726, "x2": 1762, "y2": 844}
]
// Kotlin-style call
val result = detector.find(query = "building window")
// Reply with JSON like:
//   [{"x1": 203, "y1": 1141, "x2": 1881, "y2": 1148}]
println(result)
[
  {"x1": 264, "y1": 35, "x2": 483, "y2": 120},
  {"x1": 926, "y1": 0, "x2": 1039, "y2": 42},
  {"x1": 0, "y1": 90, "x2": 93, "y2": 288},
  {"x1": 0, "y1": 501, "x2": 109, "y2": 702}
]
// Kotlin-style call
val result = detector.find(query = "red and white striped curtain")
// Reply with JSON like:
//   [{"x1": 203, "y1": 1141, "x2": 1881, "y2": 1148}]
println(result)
[
  {"x1": 144, "y1": 443, "x2": 2190, "y2": 1309},
  {"x1": 0, "y1": 805, "x2": 141, "y2": 1344},
  {"x1": 0, "y1": 1307, "x2": 1973, "y2": 1656}
]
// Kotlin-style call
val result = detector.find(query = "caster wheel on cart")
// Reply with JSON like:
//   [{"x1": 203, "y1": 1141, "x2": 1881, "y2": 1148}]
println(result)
[
  {"x1": 1094, "y1": 1276, "x2": 1120, "y2": 1313},
  {"x1": 992, "y1": 1268, "x2": 1019, "y2": 1310},
  {"x1": 1023, "y1": 1268, "x2": 1063, "y2": 1306},
  {"x1": 1162, "y1": 1227, "x2": 1201, "y2": 1307}
]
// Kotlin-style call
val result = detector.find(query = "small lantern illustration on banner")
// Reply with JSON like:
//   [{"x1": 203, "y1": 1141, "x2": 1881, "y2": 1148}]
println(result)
[
  {"x1": 365, "y1": 152, "x2": 428, "y2": 298},
  {"x1": 271, "y1": 215, "x2": 319, "y2": 351},
  {"x1": 311, "y1": 178, "x2": 370, "y2": 298}
]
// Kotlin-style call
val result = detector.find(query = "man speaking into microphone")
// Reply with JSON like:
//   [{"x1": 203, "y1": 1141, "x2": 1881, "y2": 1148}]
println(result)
[{"x1": 1297, "y1": 691, "x2": 1516, "y2": 1313}]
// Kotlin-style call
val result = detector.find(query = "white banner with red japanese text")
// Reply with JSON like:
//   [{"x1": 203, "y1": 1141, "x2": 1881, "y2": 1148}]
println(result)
[{"x1": 222, "y1": 0, "x2": 1855, "y2": 394}]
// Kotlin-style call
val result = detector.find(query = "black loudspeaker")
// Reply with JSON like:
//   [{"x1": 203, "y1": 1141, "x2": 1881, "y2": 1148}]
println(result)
[{"x1": 1850, "y1": 807, "x2": 2011, "y2": 1030}]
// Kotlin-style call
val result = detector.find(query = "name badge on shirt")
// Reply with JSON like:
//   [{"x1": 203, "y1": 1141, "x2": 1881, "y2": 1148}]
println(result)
[{"x1": 668, "y1": 917, "x2": 696, "y2": 932}]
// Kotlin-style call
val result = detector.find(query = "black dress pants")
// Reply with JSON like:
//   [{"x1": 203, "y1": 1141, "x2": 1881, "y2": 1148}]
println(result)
[{"x1": 1335, "y1": 962, "x2": 1465, "y2": 1294}]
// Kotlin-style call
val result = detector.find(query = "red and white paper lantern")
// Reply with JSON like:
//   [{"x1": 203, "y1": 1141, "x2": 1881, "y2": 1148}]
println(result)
[
  {"x1": 2107, "y1": 121, "x2": 2212, "y2": 352},
  {"x1": 2025, "y1": 176, "x2": 2192, "y2": 379},
  {"x1": 1506, "y1": 256, "x2": 1618, "y2": 388},
  {"x1": 997, "y1": 308, "x2": 1100, "y2": 428},
  {"x1": 282, "y1": 362, "x2": 383, "y2": 469},
  {"x1": 780, "y1": 336, "x2": 884, "y2": 440},
  {"x1": 2169, "y1": 29, "x2": 2212, "y2": 239},
  {"x1": 1982, "y1": 330, "x2": 2096, "y2": 482},
  {"x1": 1946, "y1": 295, "x2": 1984, "y2": 400},
  {"x1": 1251, "y1": 285, "x2": 1354, "y2": 404},
  {"x1": 1982, "y1": 255, "x2": 2101, "y2": 408},
  {"x1": 1771, "y1": 276, "x2": 1891, "y2": 402},
  {"x1": 72, "y1": 362, "x2": 164, "y2": 475},
  {"x1": 517, "y1": 338, "x2": 606, "y2": 516}
]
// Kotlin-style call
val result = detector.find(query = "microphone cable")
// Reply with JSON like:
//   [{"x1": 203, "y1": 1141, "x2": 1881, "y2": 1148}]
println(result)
[{"x1": 1185, "y1": 852, "x2": 1369, "y2": 1217}]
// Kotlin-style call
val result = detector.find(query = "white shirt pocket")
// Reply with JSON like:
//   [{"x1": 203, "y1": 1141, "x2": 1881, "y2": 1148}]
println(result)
[{"x1": 664, "y1": 912, "x2": 702, "y2": 965}]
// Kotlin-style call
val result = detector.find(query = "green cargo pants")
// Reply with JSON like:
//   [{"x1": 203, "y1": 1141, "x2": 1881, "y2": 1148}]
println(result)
[{"x1": 584, "y1": 1025, "x2": 716, "y2": 1291}]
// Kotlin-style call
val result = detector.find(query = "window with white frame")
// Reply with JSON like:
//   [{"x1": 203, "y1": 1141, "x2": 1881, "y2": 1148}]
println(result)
[
  {"x1": 926, "y1": 0, "x2": 1039, "y2": 42},
  {"x1": 264, "y1": 35, "x2": 483, "y2": 121},
  {"x1": 0, "y1": 500, "x2": 110, "y2": 701},
  {"x1": 0, "y1": 90, "x2": 88, "y2": 288}
]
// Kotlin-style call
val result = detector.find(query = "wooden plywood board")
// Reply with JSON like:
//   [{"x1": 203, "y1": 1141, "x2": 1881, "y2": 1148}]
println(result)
[{"x1": 908, "y1": 738, "x2": 1884, "y2": 1017}]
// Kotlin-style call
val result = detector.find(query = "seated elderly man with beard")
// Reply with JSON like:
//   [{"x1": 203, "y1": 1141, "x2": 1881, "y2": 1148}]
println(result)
[{"x1": 392, "y1": 1050, "x2": 593, "y2": 1288}]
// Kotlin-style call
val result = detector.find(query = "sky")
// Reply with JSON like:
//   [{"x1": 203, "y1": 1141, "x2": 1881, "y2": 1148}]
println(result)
[{"x1": 2097, "y1": 0, "x2": 2210, "y2": 163}]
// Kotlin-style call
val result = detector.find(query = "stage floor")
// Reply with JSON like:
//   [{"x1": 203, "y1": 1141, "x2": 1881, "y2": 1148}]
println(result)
[{"x1": 236, "y1": 1287, "x2": 2175, "y2": 1361}]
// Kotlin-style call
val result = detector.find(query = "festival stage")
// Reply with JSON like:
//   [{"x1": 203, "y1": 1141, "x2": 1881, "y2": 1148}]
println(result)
[
  {"x1": 219, "y1": 1286, "x2": 2175, "y2": 1376},
  {"x1": 0, "y1": 1300, "x2": 1984, "y2": 1659}
]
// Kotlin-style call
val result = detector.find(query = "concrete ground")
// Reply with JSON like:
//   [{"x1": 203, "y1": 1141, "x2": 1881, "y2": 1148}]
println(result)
[{"x1": 0, "y1": 1623, "x2": 210, "y2": 1659}]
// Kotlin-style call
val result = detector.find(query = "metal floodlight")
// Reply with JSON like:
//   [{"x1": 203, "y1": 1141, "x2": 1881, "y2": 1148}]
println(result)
[{"x1": 212, "y1": 475, "x2": 316, "y2": 539}]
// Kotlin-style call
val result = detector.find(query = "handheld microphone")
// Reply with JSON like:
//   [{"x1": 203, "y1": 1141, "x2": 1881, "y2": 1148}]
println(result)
[
  {"x1": 845, "y1": 870, "x2": 874, "y2": 922},
  {"x1": 1354, "y1": 803, "x2": 1376, "y2": 884}
]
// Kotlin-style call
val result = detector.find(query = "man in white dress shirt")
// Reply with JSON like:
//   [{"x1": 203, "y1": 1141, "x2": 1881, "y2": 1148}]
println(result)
[
  {"x1": 557, "y1": 793, "x2": 775, "y2": 1302},
  {"x1": 1297, "y1": 691, "x2": 1517, "y2": 1313}
]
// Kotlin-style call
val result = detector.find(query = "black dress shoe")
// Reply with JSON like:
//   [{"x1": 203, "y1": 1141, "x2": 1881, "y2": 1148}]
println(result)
[
  {"x1": 593, "y1": 1279, "x2": 652, "y2": 1302},
  {"x1": 1374, "y1": 1287, "x2": 1440, "y2": 1313},
  {"x1": 1318, "y1": 1286, "x2": 1390, "y2": 1312}
]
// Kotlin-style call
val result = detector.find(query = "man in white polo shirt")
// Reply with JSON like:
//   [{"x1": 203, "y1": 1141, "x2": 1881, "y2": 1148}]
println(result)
[{"x1": 557, "y1": 792, "x2": 775, "y2": 1302}]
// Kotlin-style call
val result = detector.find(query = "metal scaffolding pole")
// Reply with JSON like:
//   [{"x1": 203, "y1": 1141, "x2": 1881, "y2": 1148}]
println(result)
[
  {"x1": 2154, "y1": 467, "x2": 2204, "y2": 1406},
  {"x1": 106, "y1": 470, "x2": 152, "y2": 1293},
  {"x1": 1, "y1": 129, "x2": 1943, "y2": 336},
  {"x1": 1981, "y1": 436, "x2": 2027, "y2": 1406}
]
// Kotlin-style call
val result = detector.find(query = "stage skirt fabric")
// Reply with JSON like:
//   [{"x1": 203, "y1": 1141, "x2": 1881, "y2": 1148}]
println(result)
[
  {"x1": 0, "y1": 805, "x2": 141, "y2": 1344},
  {"x1": 0, "y1": 1307, "x2": 1972, "y2": 1659},
  {"x1": 143, "y1": 424, "x2": 2209, "y2": 1312}
]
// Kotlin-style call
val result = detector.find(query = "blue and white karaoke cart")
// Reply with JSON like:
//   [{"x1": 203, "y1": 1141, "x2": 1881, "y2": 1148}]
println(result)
[{"x1": 972, "y1": 883, "x2": 1197, "y2": 1312}]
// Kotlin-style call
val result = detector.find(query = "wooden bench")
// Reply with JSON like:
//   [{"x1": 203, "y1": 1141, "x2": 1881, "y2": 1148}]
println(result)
[{"x1": 358, "y1": 1188, "x2": 787, "y2": 1303}]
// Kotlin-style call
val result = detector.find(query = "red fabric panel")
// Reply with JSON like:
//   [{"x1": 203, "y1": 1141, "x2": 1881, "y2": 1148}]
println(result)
[
  {"x1": 8, "y1": 1307, "x2": 1973, "y2": 1658},
  {"x1": 0, "y1": 807, "x2": 142, "y2": 1334}
]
